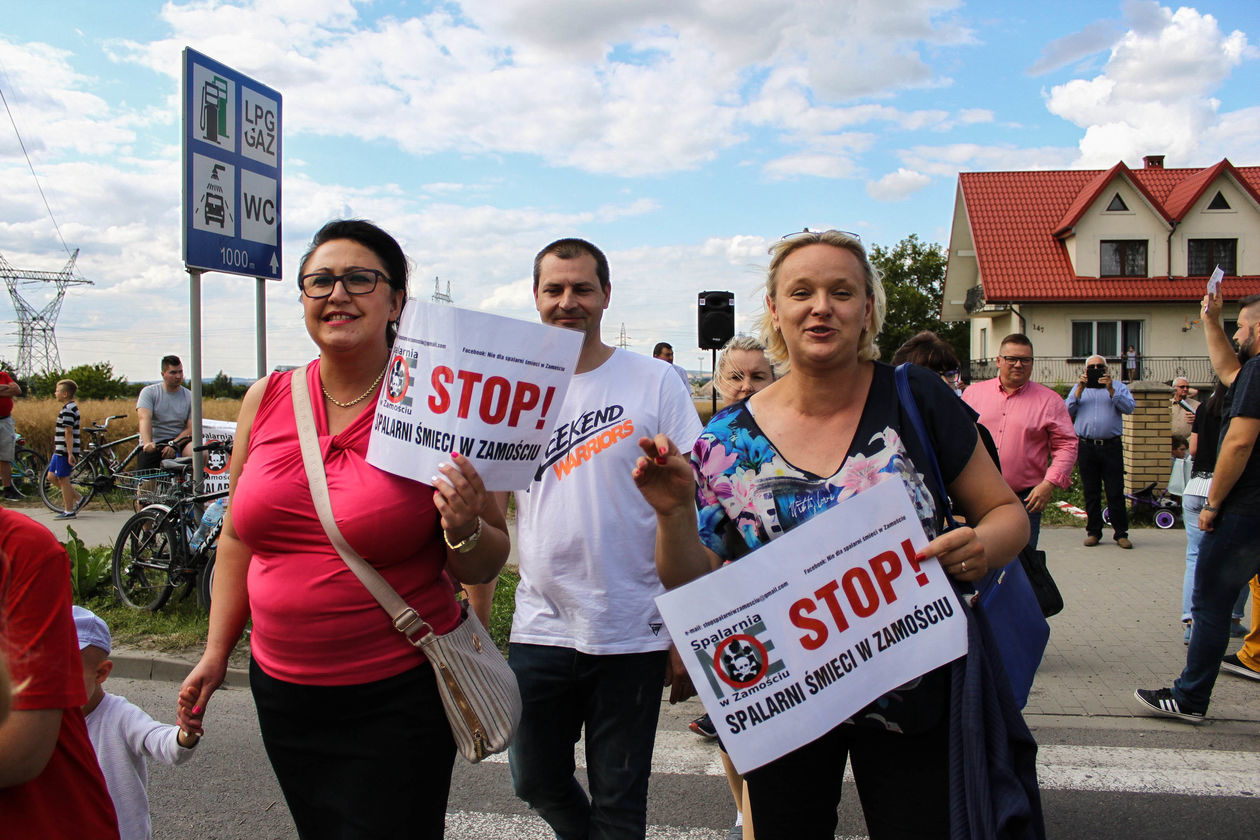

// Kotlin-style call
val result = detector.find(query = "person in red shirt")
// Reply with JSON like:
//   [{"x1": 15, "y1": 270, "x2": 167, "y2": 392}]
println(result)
[
  {"x1": 0, "y1": 507, "x2": 120, "y2": 838},
  {"x1": 963, "y1": 333, "x2": 1078, "y2": 550},
  {"x1": 0, "y1": 368, "x2": 23, "y2": 500}
]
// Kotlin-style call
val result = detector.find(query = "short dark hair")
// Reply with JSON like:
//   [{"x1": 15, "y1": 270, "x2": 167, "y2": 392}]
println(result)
[
  {"x1": 161, "y1": 355, "x2": 182, "y2": 371},
  {"x1": 1239, "y1": 293, "x2": 1260, "y2": 311},
  {"x1": 653, "y1": 342, "x2": 673, "y2": 357},
  {"x1": 299, "y1": 219, "x2": 409, "y2": 344},
  {"x1": 999, "y1": 333, "x2": 1033, "y2": 352},
  {"x1": 1172, "y1": 434, "x2": 1189, "y2": 450},
  {"x1": 532, "y1": 238, "x2": 610, "y2": 292},
  {"x1": 891, "y1": 331, "x2": 959, "y2": 373}
]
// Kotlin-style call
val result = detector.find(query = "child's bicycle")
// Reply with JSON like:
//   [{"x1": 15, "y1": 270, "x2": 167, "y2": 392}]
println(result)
[{"x1": 1103, "y1": 481, "x2": 1181, "y2": 529}]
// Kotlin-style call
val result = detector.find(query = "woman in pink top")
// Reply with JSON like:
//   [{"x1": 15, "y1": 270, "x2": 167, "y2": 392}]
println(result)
[{"x1": 176, "y1": 220, "x2": 510, "y2": 839}]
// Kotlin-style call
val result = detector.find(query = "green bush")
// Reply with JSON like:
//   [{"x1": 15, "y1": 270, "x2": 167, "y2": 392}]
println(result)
[
  {"x1": 63, "y1": 526, "x2": 112, "y2": 600},
  {"x1": 25, "y1": 362, "x2": 132, "y2": 400}
]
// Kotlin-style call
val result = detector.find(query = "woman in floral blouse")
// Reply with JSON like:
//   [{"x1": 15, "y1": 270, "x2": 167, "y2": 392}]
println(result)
[{"x1": 633, "y1": 230, "x2": 1027, "y2": 840}]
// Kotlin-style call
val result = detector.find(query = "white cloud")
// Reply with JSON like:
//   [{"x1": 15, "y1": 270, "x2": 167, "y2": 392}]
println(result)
[
  {"x1": 1044, "y1": 4, "x2": 1259, "y2": 167},
  {"x1": 866, "y1": 168, "x2": 932, "y2": 201},
  {"x1": 1027, "y1": 20, "x2": 1122, "y2": 75}
]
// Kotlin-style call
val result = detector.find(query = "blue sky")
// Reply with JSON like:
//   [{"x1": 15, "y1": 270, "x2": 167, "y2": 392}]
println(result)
[{"x1": 1, "y1": 0, "x2": 1257, "y2": 379}]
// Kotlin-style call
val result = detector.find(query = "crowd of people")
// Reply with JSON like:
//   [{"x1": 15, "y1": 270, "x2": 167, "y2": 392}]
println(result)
[{"x1": 2, "y1": 220, "x2": 1255, "y2": 840}]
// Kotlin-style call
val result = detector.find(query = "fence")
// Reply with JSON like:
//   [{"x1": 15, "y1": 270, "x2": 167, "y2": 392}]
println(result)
[{"x1": 966, "y1": 356, "x2": 1216, "y2": 389}]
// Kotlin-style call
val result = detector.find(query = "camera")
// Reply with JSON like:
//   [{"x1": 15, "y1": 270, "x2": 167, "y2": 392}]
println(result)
[{"x1": 1085, "y1": 366, "x2": 1105, "y2": 388}]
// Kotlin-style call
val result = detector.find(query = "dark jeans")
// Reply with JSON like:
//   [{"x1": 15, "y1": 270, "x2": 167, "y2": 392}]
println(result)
[
  {"x1": 1174, "y1": 510, "x2": 1260, "y2": 711},
  {"x1": 507, "y1": 643, "x2": 667, "y2": 840},
  {"x1": 250, "y1": 659, "x2": 455, "y2": 840},
  {"x1": 745, "y1": 717, "x2": 950, "y2": 840},
  {"x1": 1077, "y1": 437, "x2": 1127, "y2": 539}
]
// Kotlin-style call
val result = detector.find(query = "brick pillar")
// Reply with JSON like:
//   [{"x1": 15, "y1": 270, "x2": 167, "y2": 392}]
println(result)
[{"x1": 1123, "y1": 380, "x2": 1171, "y2": 495}]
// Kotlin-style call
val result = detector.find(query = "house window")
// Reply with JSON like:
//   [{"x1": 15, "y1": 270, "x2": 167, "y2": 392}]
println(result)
[
  {"x1": 1106, "y1": 193, "x2": 1128, "y2": 211},
  {"x1": 1072, "y1": 320, "x2": 1142, "y2": 358},
  {"x1": 1188, "y1": 238, "x2": 1237, "y2": 276},
  {"x1": 1207, "y1": 191, "x2": 1231, "y2": 211},
  {"x1": 1101, "y1": 240, "x2": 1147, "y2": 277}
]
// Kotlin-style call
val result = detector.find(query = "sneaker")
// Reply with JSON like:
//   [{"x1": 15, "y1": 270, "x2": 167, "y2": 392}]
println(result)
[
  {"x1": 1116, "y1": 537, "x2": 1133, "y2": 549},
  {"x1": 729, "y1": 824, "x2": 742, "y2": 840},
  {"x1": 688, "y1": 713, "x2": 717, "y2": 740},
  {"x1": 55, "y1": 510, "x2": 76, "y2": 520},
  {"x1": 1083, "y1": 535, "x2": 1100, "y2": 547},
  {"x1": 1183, "y1": 622, "x2": 1192, "y2": 645},
  {"x1": 1, "y1": 486, "x2": 21, "y2": 500},
  {"x1": 1230, "y1": 619, "x2": 1246, "y2": 638},
  {"x1": 1220, "y1": 654, "x2": 1260, "y2": 681},
  {"x1": 1133, "y1": 688, "x2": 1206, "y2": 723}
]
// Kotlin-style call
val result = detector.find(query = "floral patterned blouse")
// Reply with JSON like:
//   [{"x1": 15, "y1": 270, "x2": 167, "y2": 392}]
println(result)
[{"x1": 690, "y1": 362, "x2": 977, "y2": 734}]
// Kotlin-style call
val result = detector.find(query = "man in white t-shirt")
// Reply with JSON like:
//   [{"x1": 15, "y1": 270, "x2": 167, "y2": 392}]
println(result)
[{"x1": 486, "y1": 239, "x2": 702, "y2": 839}]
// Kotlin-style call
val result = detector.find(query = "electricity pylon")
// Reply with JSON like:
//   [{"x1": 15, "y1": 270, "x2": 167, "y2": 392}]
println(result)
[{"x1": 0, "y1": 249, "x2": 91, "y2": 377}]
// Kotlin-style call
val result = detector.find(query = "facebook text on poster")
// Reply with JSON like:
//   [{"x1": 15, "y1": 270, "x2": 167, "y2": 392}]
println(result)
[
  {"x1": 655, "y1": 479, "x2": 968, "y2": 774},
  {"x1": 366, "y1": 301, "x2": 583, "y2": 491}
]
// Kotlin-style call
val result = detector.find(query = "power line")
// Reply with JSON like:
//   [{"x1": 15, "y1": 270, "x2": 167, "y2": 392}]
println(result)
[{"x1": 0, "y1": 74, "x2": 72, "y2": 258}]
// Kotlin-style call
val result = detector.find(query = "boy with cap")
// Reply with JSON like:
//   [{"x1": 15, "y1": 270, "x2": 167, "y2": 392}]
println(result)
[{"x1": 75, "y1": 606, "x2": 199, "y2": 840}]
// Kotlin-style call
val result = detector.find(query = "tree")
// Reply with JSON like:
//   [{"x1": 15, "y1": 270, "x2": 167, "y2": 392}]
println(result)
[
  {"x1": 203, "y1": 370, "x2": 248, "y2": 399},
  {"x1": 869, "y1": 234, "x2": 968, "y2": 365},
  {"x1": 25, "y1": 362, "x2": 131, "y2": 400}
]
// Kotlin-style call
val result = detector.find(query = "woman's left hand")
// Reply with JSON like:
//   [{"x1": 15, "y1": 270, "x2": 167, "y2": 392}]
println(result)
[
  {"x1": 920, "y1": 525, "x2": 989, "y2": 583},
  {"x1": 432, "y1": 452, "x2": 487, "y2": 541}
]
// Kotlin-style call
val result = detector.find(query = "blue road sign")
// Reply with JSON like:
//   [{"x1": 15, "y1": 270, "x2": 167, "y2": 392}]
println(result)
[{"x1": 182, "y1": 48, "x2": 282, "y2": 278}]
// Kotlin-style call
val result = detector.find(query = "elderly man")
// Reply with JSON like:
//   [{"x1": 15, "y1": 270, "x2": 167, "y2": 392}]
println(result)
[
  {"x1": 1066, "y1": 355, "x2": 1136, "y2": 548},
  {"x1": 963, "y1": 333, "x2": 1077, "y2": 550},
  {"x1": 1171, "y1": 376, "x2": 1199, "y2": 440}
]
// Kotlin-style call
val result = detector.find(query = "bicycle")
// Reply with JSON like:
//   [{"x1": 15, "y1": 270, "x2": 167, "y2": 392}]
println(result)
[
  {"x1": 8, "y1": 433, "x2": 46, "y2": 498},
  {"x1": 39, "y1": 414, "x2": 184, "y2": 514},
  {"x1": 1103, "y1": 481, "x2": 1181, "y2": 530},
  {"x1": 111, "y1": 441, "x2": 230, "y2": 612}
]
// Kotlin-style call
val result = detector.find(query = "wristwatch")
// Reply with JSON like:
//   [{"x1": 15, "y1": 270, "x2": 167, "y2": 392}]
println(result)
[
  {"x1": 1204, "y1": 503, "x2": 1219, "y2": 513},
  {"x1": 444, "y1": 517, "x2": 483, "y2": 553}
]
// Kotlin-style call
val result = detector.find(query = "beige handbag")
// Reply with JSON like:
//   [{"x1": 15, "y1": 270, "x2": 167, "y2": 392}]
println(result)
[{"x1": 291, "y1": 364, "x2": 521, "y2": 763}]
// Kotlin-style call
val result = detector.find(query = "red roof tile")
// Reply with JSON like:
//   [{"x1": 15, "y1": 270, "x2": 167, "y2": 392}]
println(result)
[{"x1": 957, "y1": 160, "x2": 1260, "y2": 302}]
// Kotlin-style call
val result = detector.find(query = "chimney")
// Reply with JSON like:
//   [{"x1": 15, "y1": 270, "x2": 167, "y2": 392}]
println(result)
[{"x1": 1144, "y1": 155, "x2": 1165, "y2": 169}]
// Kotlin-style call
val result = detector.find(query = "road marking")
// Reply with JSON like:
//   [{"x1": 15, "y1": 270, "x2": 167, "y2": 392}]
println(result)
[
  {"x1": 444, "y1": 811, "x2": 867, "y2": 839},
  {"x1": 487, "y1": 732, "x2": 1259, "y2": 798}
]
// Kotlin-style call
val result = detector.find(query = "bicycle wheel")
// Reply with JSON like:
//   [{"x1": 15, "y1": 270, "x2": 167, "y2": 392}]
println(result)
[
  {"x1": 38, "y1": 455, "x2": 98, "y2": 513},
  {"x1": 10, "y1": 446, "x2": 46, "y2": 498},
  {"x1": 112, "y1": 508, "x2": 177, "y2": 610},
  {"x1": 197, "y1": 552, "x2": 215, "y2": 612}
]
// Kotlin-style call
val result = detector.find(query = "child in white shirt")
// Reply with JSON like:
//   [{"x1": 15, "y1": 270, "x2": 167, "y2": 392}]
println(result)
[{"x1": 75, "y1": 606, "x2": 199, "y2": 840}]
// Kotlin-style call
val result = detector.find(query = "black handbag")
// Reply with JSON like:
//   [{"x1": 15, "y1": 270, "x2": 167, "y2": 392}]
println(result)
[{"x1": 1018, "y1": 547, "x2": 1064, "y2": 618}]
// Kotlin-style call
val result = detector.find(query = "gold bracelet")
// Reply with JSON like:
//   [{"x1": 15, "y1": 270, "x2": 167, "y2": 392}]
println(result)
[{"x1": 444, "y1": 517, "x2": 483, "y2": 553}]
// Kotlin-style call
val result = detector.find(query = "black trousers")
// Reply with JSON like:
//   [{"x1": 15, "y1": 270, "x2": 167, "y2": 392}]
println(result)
[
  {"x1": 1078, "y1": 437, "x2": 1127, "y2": 539},
  {"x1": 250, "y1": 659, "x2": 456, "y2": 840},
  {"x1": 744, "y1": 715, "x2": 950, "y2": 839}
]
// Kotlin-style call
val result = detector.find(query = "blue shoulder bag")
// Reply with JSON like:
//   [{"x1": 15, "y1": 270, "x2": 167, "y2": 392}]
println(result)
[{"x1": 894, "y1": 364, "x2": 1049, "y2": 709}]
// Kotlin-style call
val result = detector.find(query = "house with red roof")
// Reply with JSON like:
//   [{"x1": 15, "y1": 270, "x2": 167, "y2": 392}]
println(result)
[{"x1": 941, "y1": 155, "x2": 1260, "y2": 387}]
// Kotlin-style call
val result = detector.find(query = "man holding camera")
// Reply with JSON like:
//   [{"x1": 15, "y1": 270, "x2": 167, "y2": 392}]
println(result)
[
  {"x1": 1171, "y1": 376, "x2": 1198, "y2": 440},
  {"x1": 1066, "y1": 355, "x2": 1136, "y2": 548}
]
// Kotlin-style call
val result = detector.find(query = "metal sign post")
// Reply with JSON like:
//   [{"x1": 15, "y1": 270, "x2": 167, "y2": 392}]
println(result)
[{"x1": 181, "y1": 47, "x2": 282, "y2": 468}]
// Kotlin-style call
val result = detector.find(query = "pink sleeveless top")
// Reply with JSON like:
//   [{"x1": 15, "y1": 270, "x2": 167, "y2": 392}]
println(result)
[{"x1": 232, "y1": 362, "x2": 459, "y2": 685}]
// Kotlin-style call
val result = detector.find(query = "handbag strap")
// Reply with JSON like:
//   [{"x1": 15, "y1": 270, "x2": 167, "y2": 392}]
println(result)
[
  {"x1": 893, "y1": 363, "x2": 955, "y2": 531},
  {"x1": 290, "y1": 362, "x2": 432, "y2": 646}
]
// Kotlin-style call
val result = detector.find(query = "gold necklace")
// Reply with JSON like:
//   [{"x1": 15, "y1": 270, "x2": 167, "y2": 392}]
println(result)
[{"x1": 321, "y1": 364, "x2": 387, "y2": 408}]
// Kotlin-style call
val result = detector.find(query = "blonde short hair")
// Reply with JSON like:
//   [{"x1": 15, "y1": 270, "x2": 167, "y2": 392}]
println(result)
[
  {"x1": 755, "y1": 230, "x2": 886, "y2": 365},
  {"x1": 56, "y1": 379, "x2": 78, "y2": 398},
  {"x1": 715, "y1": 335, "x2": 776, "y2": 402}
]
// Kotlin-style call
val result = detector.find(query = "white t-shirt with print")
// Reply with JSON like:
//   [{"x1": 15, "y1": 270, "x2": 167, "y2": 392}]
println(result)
[{"x1": 512, "y1": 349, "x2": 703, "y2": 654}]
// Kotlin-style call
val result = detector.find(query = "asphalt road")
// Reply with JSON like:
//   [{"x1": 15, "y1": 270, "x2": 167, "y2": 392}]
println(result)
[{"x1": 111, "y1": 676, "x2": 1258, "y2": 840}]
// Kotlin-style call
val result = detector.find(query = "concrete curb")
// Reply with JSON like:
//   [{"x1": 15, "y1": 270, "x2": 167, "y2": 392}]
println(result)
[{"x1": 110, "y1": 650, "x2": 251, "y2": 689}]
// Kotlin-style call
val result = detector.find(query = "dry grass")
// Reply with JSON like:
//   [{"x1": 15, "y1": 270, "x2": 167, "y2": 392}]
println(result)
[{"x1": 16, "y1": 397, "x2": 243, "y2": 456}]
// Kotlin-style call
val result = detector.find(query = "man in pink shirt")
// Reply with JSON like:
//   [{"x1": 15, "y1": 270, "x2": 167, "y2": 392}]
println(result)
[{"x1": 963, "y1": 333, "x2": 1078, "y2": 549}]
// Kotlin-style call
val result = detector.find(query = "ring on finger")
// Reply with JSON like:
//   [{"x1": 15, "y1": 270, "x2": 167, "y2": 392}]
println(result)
[{"x1": 960, "y1": 560, "x2": 967, "y2": 572}]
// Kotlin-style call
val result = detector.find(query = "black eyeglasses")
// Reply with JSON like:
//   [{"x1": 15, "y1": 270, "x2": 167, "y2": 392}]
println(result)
[
  {"x1": 998, "y1": 355, "x2": 1033, "y2": 367},
  {"x1": 299, "y1": 269, "x2": 389, "y2": 299},
  {"x1": 781, "y1": 228, "x2": 863, "y2": 244}
]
